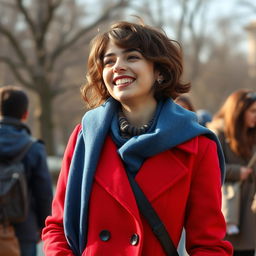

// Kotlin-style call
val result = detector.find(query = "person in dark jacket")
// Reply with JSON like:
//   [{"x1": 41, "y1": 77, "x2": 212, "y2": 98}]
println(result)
[{"x1": 0, "y1": 85, "x2": 53, "y2": 256}]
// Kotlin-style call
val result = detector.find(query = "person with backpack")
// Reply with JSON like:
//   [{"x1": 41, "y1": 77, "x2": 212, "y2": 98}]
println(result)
[
  {"x1": 0, "y1": 85, "x2": 53, "y2": 256},
  {"x1": 42, "y1": 20, "x2": 232, "y2": 255}
]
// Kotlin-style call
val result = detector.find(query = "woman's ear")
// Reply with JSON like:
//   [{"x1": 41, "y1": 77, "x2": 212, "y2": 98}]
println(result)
[
  {"x1": 157, "y1": 74, "x2": 164, "y2": 84},
  {"x1": 154, "y1": 69, "x2": 164, "y2": 84}
]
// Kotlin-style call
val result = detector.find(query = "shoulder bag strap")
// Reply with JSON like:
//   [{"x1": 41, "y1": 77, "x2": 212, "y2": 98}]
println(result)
[
  {"x1": 12, "y1": 140, "x2": 35, "y2": 163},
  {"x1": 126, "y1": 171, "x2": 179, "y2": 256}
]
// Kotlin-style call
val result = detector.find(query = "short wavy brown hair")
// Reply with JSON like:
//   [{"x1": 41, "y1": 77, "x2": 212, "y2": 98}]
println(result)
[{"x1": 81, "y1": 20, "x2": 190, "y2": 109}]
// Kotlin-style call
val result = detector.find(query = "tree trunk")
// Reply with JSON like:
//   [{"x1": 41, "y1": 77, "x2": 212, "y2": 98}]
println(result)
[{"x1": 38, "y1": 84, "x2": 55, "y2": 155}]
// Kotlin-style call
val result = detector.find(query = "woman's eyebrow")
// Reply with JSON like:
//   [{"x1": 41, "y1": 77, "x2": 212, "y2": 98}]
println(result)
[
  {"x1": 123, "y1": 48, "x2": 141, "y2": 53},
  {"x1": 103, "y1": 48, "x2": 141, "y2": 58}
]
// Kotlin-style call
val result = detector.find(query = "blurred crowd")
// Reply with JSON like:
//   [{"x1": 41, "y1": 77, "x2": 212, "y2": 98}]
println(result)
[{"x1": 175, "y1": 90, "x2": 256, "y2": 256}]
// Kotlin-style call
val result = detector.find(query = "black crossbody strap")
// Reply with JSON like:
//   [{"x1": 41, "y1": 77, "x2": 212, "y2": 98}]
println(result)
[
  {"x1": 126, "y1": 172, "x2": 179, "y2": 256},
  {"x1": 0, "y1": 119, "x2": 35, "y2": 162}
]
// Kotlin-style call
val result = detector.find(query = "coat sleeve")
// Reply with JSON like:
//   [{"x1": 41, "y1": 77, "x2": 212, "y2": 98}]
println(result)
[
  {"x1": 184, "y1": 136, "x2": 233, "y2": 255},
  {"x1": 42, "y1": 124, "x2": 81, "y2": 256},
  {"x1": 214, "y1": 130, "x2": 241, "y2": 182},
  {"x1": 225, "y1": 164, "x2": 242, "y2": 182}
]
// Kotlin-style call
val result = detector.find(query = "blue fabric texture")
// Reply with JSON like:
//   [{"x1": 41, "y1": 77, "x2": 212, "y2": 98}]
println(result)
[
  {"x1": 64, "y1": 97, "x2": 225, "y2": 255},
  {"x1": 19, "y1": 241, "x2": 37, "y2": 256},
  {"x1": 0, "y1": 117, "x2": 53, "y2": 243}
]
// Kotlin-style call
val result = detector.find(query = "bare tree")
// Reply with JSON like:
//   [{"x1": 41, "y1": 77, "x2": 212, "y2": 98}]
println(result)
[
  {"x1": 0, "y1": 0, "x2": 128, "y2": 154},
  {"x1": 176, "y1": 0, "x2": 189, "y2": 43}
]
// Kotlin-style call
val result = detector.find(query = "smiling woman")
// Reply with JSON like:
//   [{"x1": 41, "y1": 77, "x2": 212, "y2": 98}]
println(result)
[{"x1": 42, "y1": 20, "x2": 233, "y2": 256}]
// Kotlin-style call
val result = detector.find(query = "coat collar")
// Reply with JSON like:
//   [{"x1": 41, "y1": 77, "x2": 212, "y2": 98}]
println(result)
[{"x1": 175, "y1": 136, "x2": 198, "y2": 154}]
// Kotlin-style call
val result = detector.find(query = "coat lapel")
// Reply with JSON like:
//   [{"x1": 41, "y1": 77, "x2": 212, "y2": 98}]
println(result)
[{"x1": 94, "y1": 136, "x2": 141, "y2": 222}]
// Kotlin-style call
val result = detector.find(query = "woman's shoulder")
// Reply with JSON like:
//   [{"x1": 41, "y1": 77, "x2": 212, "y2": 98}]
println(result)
[
  {"x1": 73, "y1": 123, "x2": 82, "y2": 134},
  {"x1": 65, "y1": 124, "x2": 82, "y2": 150}
]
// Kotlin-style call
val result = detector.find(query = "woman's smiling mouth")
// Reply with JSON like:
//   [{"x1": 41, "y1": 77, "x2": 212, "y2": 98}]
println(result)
[{"x1": 114, "y1": 77, "x2": 135, "y2": 88}]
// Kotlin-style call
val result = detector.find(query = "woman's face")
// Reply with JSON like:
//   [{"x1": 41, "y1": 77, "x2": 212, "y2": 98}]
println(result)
[
  {"x1": 102, "y1": 41, "x2": 158, "y2": 107},
  {"x1": 244, "y1": 101, "x2": 256, "y2": 129}
]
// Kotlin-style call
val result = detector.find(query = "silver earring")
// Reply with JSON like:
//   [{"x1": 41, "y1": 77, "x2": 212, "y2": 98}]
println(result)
[{"x1": 157, "y1": 78, "x2": 163, "y2": 84}]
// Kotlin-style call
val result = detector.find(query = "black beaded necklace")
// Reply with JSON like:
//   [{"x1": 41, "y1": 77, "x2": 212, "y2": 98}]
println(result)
[{"x1": 118, "y1": 111, "x2": 154, "y2": 139}]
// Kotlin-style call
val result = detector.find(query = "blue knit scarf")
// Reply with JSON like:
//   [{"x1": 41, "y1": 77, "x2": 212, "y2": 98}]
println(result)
[{"x1": 64, "y1": 97, "x2": 225, "y2": 255}]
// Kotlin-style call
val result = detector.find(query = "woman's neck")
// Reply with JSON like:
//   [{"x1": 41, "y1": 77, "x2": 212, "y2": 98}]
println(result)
[{"x1": 120, "y1": 99, "x2": 157, "y2": 127}]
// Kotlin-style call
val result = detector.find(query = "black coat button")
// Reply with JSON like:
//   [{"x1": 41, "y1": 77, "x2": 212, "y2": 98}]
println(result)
[
  {"x1": 99, "y1": 230, "x2": 111, "y2": 242},
  {"x1": 130, "y1": 233, "x2": 139, "y2": 246}
]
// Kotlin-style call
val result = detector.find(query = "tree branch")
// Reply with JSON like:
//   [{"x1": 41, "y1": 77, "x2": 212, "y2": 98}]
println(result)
[
  {"x1": 48, "y1": 0, "x2": 128, "y2": 68},
  {"x1": 16, "y1": 0, "x2": 37, "y2": 38},
  {"x1": 0, "y1": 56, "x2": 34, "y2": 89},
  {"x1": 39, "y1": 0, "x2": 62, "y2": 42},
  {"x1": 0, "y1": 24, "x2": 34, "y2": 77},
  {"x1": 188, "y1": 0, "x2": 204, "y2": 37},
  {"x1": 176, "y1": 0, "x2": 189, "y2": 42}
]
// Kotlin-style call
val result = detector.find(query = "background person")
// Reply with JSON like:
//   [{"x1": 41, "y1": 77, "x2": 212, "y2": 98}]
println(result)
[
  {"x1": 208, "y1": 89, "x2": 256, "y2": 256},
  {"x1": 175, "y1": 95, "x2": 195, "y2": 112},
  {"x1": 196, "y1": 109, "x2": 212, "y2": 127},
  {"x1": 0, "y1": 86, "x2": 53, "y2": 256}
]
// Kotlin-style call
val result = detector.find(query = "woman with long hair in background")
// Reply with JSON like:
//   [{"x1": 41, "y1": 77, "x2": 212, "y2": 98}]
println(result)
[{"x1": 208, "y1": 89, "x2": 256, "y2": 256}]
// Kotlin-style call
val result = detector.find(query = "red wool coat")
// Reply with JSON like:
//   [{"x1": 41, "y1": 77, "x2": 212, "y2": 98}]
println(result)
[{"x1": 42, "y1": 125, "x2": 233, "y2": 256}]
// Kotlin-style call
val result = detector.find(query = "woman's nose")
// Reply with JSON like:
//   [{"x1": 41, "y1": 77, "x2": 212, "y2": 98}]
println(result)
[{"x1": 113, "y1": 59, "x2": 126, "y2": 72}]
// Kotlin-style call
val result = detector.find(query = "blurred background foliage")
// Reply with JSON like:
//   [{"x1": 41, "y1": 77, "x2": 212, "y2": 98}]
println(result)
[{"x1": 0, "y1": 0, "x2": 255, "y2": 155}]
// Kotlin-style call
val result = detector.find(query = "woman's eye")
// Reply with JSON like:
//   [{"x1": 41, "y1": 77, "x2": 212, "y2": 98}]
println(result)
[
  {"x1": 103, "y1": 59, "x2": 114, "y2": 66},
  {"x1": 127, "y1": 55, "x2": 140, "y2": 60}
]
